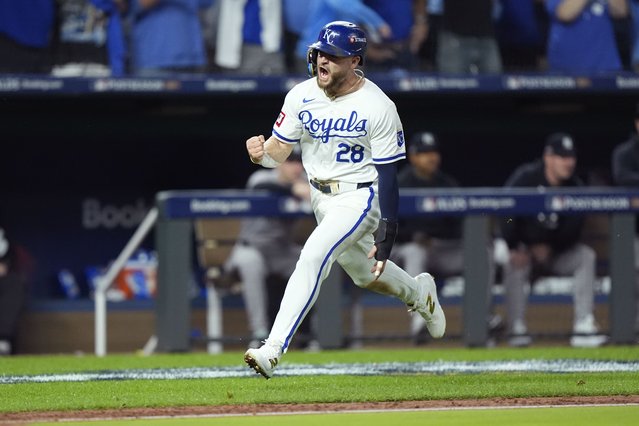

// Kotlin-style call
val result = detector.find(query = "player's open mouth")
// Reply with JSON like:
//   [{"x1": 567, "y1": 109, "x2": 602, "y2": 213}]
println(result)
[{"x1": 318, "y1": 66, "x2": 329, "y2": 81}]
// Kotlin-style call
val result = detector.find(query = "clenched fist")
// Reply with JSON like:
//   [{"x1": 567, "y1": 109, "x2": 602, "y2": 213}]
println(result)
[{"x1": 247, "y1": 135, "x2": 266, "y2": 164}]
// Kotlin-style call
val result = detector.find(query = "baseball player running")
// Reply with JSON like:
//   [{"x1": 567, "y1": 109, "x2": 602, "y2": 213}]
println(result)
[{"x1": 244, "y1": 21, "x2": 446, "y2": 379}]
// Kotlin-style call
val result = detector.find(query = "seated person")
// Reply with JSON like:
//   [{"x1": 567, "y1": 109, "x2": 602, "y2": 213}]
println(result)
[
  {"x1": 501, "y1": 132, "x2": 606, "y2": 348},
  {"x1": 224, "y1": 148, "x2": 313, "y2": 347},
  {"x1": 392, "y1": 132, "x2": 496, "y2": 343}
]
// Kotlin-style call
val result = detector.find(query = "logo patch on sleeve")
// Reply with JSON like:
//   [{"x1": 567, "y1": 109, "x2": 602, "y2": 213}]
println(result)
[
  {"x1": 397, "y1": 130, "x2": 405, "y2": 147},
  {"x1": 276, "y1": 111, "x2": 286, "y2": 127}
]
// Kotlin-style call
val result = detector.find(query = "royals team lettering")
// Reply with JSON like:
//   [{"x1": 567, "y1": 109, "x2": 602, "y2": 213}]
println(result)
[{"x1": 299, "y1": 110, "x2": 368, "y2": 143}]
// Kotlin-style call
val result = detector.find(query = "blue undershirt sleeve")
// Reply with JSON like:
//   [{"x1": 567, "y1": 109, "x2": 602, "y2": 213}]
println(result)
[{"x1": 374, "y1": 162, "x2": 399, "y2": 222}]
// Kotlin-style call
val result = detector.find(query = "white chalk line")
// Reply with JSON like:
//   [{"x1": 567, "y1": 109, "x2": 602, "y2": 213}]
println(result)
[{"x1": 2, "y1": 359, "x2": 639, "y2": 385}]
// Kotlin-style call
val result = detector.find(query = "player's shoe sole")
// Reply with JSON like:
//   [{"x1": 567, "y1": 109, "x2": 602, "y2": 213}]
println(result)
[{"x1": 409, "y1": 273, "x2": 446, "y2": 339}]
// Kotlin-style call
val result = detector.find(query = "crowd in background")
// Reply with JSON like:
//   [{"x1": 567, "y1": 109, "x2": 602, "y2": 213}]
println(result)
[{"x1": 2, "y1": 0, "x2": 639, "y2": 77}]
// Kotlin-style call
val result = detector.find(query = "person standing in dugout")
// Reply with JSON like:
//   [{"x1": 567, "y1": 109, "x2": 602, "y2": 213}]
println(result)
[{"x1": 242, "y1": 21, "x2": 446, "y2": 379}]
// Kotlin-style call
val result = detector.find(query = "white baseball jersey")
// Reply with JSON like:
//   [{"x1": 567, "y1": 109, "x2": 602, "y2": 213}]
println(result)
[
  {"x1": 252, "y1": 77, "x2": 442, "y2": 358},
  {"x1": 272, "y1": 78, "x2": 406, "y2": 183}
]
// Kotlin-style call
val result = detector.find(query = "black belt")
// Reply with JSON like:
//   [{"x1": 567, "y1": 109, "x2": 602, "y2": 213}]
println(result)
[{"x1": 309, "y1": 179, "x2": 373, "y2": 194}]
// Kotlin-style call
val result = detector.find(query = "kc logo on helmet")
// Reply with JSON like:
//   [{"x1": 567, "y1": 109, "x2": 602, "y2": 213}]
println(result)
[{"x1": 323, "y1": 29, "x2": 338, "y2": 44}]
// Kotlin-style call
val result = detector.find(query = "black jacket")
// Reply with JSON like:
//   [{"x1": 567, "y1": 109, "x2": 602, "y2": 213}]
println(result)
[
  {"x1": 500, "y1": 159, "x2": 584, "y2": 253},
  {"x1": 397, "y1": 166, "x2": 462, "y2": 242},
  {"x1": 611, "y1": 135, "x2": 639, "y2": 232},
  {"x1": 612, "y1": 135, "x2": 639, "y2": 186}
]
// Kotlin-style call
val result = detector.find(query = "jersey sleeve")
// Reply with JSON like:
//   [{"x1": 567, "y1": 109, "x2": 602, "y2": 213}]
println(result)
[
  {"x1": 545, "y1": 0, "x2": 561, "y2": 16},
  {"x1": 370, "y1": 102, "x2": 406, "y2": 164},
  {"x1": 272, "y1": 85, "x2": 303, "y2": 144}
]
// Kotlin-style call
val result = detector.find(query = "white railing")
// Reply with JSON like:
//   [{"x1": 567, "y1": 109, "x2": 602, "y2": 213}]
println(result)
[{"x1": 94, "y1": 207, "x2": 159, "y2": 357}]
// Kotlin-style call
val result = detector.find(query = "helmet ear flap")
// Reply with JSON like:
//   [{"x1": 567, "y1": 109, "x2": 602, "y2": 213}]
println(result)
[{"x1": 307, "y1": 48, "x2": 318, "y2": 77}]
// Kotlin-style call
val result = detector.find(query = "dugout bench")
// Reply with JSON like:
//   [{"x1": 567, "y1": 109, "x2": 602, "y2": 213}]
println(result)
[{"x1": 154, "y1": 188, "x2": 639, "y2": 351}]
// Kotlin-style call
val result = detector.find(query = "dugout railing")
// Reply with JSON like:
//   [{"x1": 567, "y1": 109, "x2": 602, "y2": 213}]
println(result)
[
  {"x1": 140, "y1": 187, "x2": 638, "y2": 355},
  {"x1": 91, "y1": 187, "x2": 639, "y2": 355}
]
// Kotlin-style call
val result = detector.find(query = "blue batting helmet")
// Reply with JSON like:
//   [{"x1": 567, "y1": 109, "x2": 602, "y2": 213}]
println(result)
[{"x1": 307, "y1": 21, "x2": 367, "y2": 76}]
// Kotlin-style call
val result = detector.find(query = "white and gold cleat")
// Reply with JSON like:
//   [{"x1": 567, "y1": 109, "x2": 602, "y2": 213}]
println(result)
[
  {"x1": 408, "y1": 273, "x2": 446, "y2": 339},
  {"x1": 244, "y1": 342, "x2": 281, "y2": 379}
]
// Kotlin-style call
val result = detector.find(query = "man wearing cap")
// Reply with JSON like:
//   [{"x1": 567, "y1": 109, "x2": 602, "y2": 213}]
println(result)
[
  {"x1": 392, "y1": 132, "x2": 497, "y2": 344},
  {"x1": 500, "y1": 133, "x2": 606, "y2": 347}
]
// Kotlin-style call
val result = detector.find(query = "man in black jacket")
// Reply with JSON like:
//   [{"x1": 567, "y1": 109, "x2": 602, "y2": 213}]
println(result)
[{"x1": 501, "y1": 133, "x2": 606, "y2": 347}]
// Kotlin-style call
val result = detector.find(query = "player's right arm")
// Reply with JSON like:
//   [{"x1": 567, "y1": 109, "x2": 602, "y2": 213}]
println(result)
[
  {"x1": 249, "y1": 81, "x2": 305, "y2": 167},
  {"x1": 247, "y1": 135, "x2": 294, "y2": 168}
]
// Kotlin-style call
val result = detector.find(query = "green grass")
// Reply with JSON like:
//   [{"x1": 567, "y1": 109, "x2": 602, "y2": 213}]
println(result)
[
  {"x1": 1, "y1": 346, "x2": 638, "y2": 413},
  {"x1": 4, "y1": 372, "x2": 638, "y2": 412}
]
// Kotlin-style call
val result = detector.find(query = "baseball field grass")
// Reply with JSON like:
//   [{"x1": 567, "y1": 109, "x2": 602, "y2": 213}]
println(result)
[{"x1": 1, "y1": 346, "x2": 638, "y2": 425}]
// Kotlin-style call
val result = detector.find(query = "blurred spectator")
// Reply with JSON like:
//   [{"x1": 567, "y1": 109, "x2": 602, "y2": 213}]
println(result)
[
  {"x1": 293, "y1": 0, "x2": 391, "y2": 74},
  {"x1": 418, "y1": 0, "x2": 443, "y2": 70},
  {"x1": 199, "y1": 1, "x2": 218, "y2": 72},
  {"x1": 545, "y1": 0, "x2": 628, "y2": 74},
  {"x1": 283, "y1": 0, "x2": 311, "y2": 74},
  {"x1": 214, "y1": 0, "x2": 285, "y2": 75},
  {"x1": 610, "y1": 105, "x2": 639, "y2": 334},
  {"x1": 363, "y1": 0, "x2": 428, "y2": 73},
  {"x1": 500, "y1": 133, "x2": 606, "y2": 348},
  {"x1": 224, "y1": 149, "x2": 314, "y2": 347},
  {"x1": 495, "y1": 0, "x2": 547, "y2": 72},
  {"x1": 392, "y1": 132, "x2": 498, "y2": 344},
  {"x1": 51, "y1": 0, "x2": 127, "y2": 77},
  {"x1": 437, "y1": 0, "x2": 503, "y2": 74},
  {"x1": 0, "y1": 0, "x2": 55, "y2": 74},
  {"x1": 127, "y1": 0, "x2": 213, "y2": 76},
  {"x1": 0, "y1": 227, "x2": 29, "y2": 355}
]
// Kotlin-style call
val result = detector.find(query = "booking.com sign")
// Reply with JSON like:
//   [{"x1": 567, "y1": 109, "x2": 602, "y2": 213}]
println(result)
[
  {"x1": 82, "y1": 198, "x2": 149, "y2": 229},
  {"x1": 547, "y1": 195, "x2": 633, "y2": 212}
]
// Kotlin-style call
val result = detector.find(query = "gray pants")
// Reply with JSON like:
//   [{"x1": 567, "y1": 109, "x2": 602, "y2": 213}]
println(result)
[
  {"x1": 504, "y1": 243, "x2": 596, "y2": 332},
  {"x1": 225, "y1": 242, "x2": 301, "y2": 338},
  {"x1": 394, "y1": 239, "x2": 464, "y2": 279},
  {"x1": 236, "y1": 45, "x2": 286, "y2": 75},
  {"x1": 437, "y1": 31, "x2": 502, "y2": 74}
]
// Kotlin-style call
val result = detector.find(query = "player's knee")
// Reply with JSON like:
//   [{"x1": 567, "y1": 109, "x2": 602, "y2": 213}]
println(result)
[
  {"x1": 297, "y1": 248, "x2": 326, "y2": 271},
  {"x1": 577, "y1": 244, "x2": 596, "y2": 267},
  {"x1": 242, "y1": 249, "x2": 263, "y2": 264}
]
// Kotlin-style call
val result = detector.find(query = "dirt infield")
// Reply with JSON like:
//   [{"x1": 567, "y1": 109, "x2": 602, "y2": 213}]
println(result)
[{"x1": 4, "y1": 396, "x2": 639, "y2": 424}]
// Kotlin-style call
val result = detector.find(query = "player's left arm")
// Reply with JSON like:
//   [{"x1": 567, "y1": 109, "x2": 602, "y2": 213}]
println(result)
[
  {"x1": 367, "y1": 103, "x2": 405, "y2": 278},
  {"x1": 371, "y1": 161, "x2": 399, "y2": 262}
]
